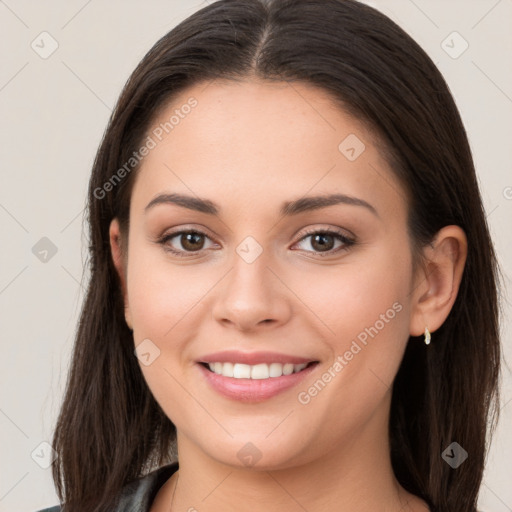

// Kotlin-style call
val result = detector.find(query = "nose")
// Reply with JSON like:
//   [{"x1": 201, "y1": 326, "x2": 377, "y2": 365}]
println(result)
[{"x1": 211, "y1": 246, "x2": 293, "y2": 333}]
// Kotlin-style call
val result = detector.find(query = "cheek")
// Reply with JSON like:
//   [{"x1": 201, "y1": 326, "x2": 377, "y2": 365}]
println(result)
[
  {"x1": 301, "y1": 247, "x2": 413, "y2": 420},
  {"x1": 126, "y1": 249, "x2": 209, "y2": 426},
  {"x1": 126, "y1": 242, "x2": 208, "y2": 338},
  {"x1": 313, "y1": 248, "x2": 411, "y2": 345}
]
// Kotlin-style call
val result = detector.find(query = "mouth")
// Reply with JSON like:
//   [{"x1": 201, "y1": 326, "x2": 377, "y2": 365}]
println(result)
[
  {"x1": 199, "y1": 361, "x2": 319, "y2": 379},
  {"x1": 196, "y1": 360, "x2": 320, "y2": 402}
]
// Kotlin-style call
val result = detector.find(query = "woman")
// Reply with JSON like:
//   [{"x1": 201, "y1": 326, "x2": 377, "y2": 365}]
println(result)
[{"x1": 38, "y1": 0, "x2": 502, "y2": 511}]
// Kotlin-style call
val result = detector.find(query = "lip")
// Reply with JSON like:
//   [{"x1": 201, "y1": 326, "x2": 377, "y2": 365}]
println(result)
[
  {"x1": 197, "y1": 350, "x2": 317, "y2": 365},
  {"x1": 197, "y1": 360, "x2": 320, "y2": 402}
]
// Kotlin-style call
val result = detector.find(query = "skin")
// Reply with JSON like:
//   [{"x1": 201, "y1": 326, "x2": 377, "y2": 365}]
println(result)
[{"x1": 109, "y1": 79, "x2": 467, "y2": 511}]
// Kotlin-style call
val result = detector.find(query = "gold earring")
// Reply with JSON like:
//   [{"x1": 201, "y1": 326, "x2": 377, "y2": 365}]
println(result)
[{"x1": 424, "y1": 327, "x2": 431, "y2": 345}]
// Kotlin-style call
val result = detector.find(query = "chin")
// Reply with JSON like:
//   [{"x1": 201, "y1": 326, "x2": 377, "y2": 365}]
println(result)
[{"x1": 199, "y1": 431, "x2": 312, "y2": 471}]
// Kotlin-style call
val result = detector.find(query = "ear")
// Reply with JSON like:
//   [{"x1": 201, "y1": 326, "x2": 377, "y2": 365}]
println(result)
[
  {"x1": 109, "y1": 218, "x2": 133, "y2": 330},
  {"x1": 409, "y1": 225, "x2": 467, "y2": 337}
]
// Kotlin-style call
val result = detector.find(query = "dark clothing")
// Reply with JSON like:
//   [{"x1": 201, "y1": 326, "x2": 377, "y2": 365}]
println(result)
[{"x1": 36, "y1": 462, "x2": 179, "y2": 512}]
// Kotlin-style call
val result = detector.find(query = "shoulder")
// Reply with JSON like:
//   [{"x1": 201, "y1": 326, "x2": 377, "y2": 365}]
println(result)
[
  {"x1": 115, "y1": 461, "x2": 179, "y2": 509},
  {"x1": 34, "y1": 461, "x2": 179, "y2": 512}
]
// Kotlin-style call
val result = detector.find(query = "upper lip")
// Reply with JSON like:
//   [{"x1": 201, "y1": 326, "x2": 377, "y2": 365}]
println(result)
[{"x1": 198, "y1": 350, "x2": 318, "y2": 365}]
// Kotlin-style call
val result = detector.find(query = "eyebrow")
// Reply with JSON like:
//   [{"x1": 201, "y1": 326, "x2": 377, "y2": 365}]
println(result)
[{"x1": 144, "y1": 192, "x2": 379, "y2": 218}]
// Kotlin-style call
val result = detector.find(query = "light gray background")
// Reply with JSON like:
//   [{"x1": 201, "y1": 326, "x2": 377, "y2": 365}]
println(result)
[{"x1": 0, "y1": 1, "x2": 510, "y2": 511}]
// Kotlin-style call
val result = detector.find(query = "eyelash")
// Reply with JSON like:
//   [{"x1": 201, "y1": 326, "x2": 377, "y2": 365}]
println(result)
[{"x1": 157, "y1": 227, "x2": 356, "y2": 258}]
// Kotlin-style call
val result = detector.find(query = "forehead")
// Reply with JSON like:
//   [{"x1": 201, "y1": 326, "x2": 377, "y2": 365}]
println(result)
[{"x1": 130, "y1": 79, "x2": 407, "y2": 222}]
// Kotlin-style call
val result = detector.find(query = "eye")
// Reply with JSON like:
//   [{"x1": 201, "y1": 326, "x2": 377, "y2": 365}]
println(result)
[
  {"x1": 158, "y1": 229, "x2": 216, "y2": 257},
  {"x1": 157, "y1": 226, "x2": 356, "y2": 258},
  {"x1": 293, "y1": 228, "x2": 355, "y2": 256}
]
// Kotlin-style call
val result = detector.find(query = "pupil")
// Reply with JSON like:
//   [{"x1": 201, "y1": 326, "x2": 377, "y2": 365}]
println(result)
[
  {"x1": 183, "y1": 232, "x2": 203, "y2": 250},
  {"x1": 312, "y1": 234, "x2": 333, "y2": 251}
]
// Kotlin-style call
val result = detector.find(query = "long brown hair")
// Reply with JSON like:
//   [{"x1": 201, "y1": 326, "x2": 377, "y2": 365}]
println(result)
[{"x1": 51, "y1": 1, "x2": 502, "y2": 510}]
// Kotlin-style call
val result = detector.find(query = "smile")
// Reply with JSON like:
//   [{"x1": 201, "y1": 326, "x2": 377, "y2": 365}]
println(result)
[
  {"x1": 197, "y1": 361, "x2": 320, "y2": 402},
  {"x1": 204, "y1": 361, "x2": 315, "y2": 379}
]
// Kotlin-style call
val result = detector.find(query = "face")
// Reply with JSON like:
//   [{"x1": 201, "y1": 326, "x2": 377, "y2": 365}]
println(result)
[{"x1": 112, "y1": 79, "x2": 418, "y2": 470}]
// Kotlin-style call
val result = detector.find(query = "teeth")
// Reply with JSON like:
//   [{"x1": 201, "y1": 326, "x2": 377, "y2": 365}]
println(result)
[{"x1": 206, "y1": 362, "x2": 310, "y2": 379}]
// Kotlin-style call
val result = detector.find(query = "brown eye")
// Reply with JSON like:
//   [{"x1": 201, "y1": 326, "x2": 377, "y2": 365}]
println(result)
[
  {"x1": 309, "y1": 233, "x2": 336, "y2": 252},
  {"x1": 294, "y1": 229, "x2": 355, "y2": 256},
  {"x1": 159, "y1": 230, "x2": 215, "y2": 257},
  {"x1": 180, "y1": 232, "x2": 205, "y2": 251}
]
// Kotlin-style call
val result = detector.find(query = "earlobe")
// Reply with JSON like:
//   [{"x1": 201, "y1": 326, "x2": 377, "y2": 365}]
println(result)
[
  {"x1": 109, "y1": 218, "x2": 133, "y2": 330},
  {"x1": 409, "y1": 225, "x2": 468, "y2": 338}
]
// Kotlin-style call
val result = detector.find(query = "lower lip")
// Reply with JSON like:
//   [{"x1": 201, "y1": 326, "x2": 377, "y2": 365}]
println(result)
[{"x1": 197, "y1": 362, "x2": 319, "y2": 402}]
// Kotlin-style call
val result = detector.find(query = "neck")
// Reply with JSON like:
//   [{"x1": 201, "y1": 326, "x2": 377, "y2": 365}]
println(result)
[{"x1": 154, "y1": 393, "x2": 428, "y2": 512}]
